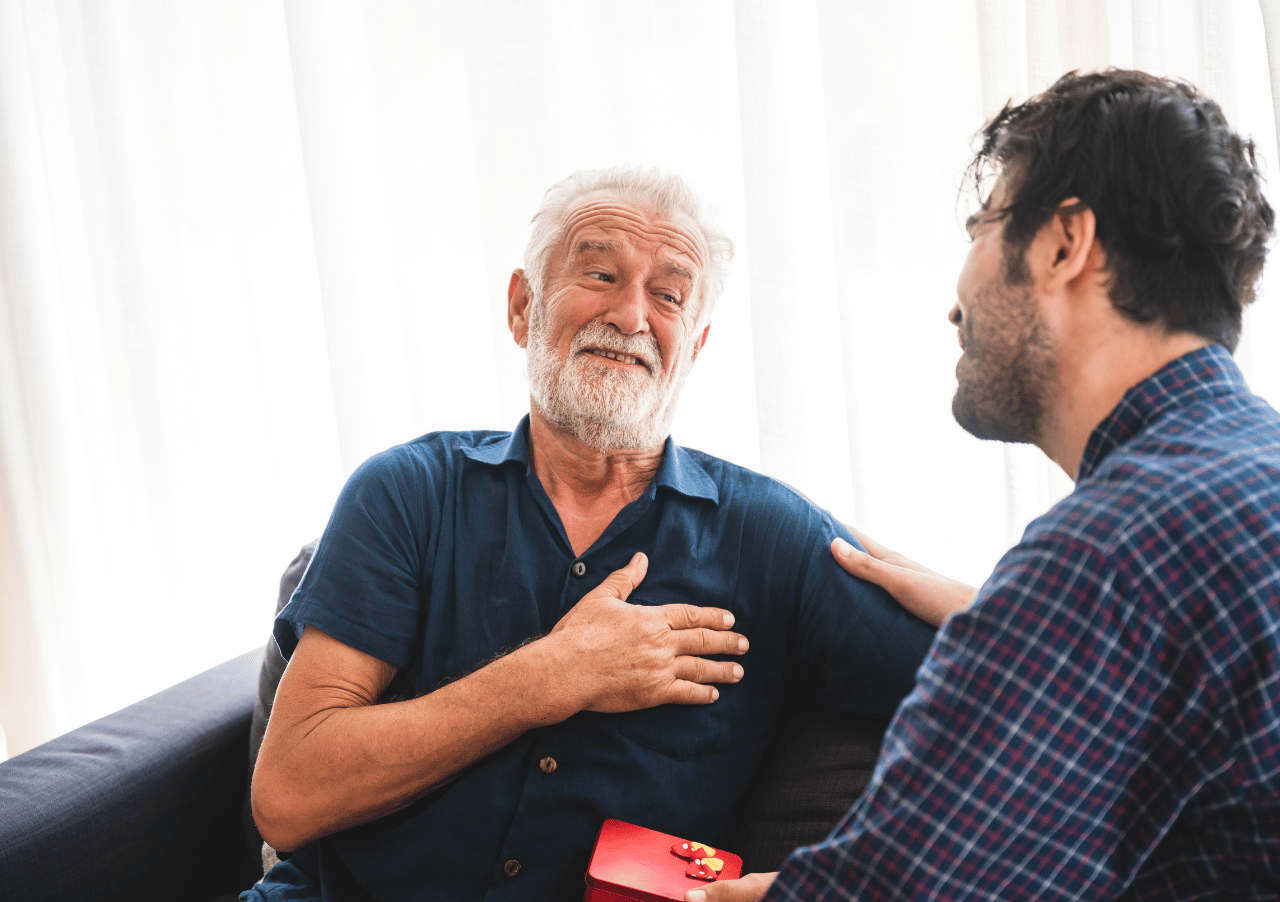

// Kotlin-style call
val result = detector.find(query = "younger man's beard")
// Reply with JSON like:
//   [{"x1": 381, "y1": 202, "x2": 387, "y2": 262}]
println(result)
[{"x1": 951, "y1": 280, "x2": 1056, "y2": 446}]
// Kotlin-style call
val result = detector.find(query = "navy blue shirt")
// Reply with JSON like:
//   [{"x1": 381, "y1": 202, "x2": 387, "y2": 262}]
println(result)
[{"x1": 251, "y1": 419, "x2": 935, "y2": 902}]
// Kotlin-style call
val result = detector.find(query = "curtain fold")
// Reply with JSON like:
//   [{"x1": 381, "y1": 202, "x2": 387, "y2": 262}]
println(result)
[
  {"x1": 734, "y1": 0, "x2": 856, "y2": 522},
  {"x1": 1, "y1": 0, "x2": 1276, "y2": 757}
]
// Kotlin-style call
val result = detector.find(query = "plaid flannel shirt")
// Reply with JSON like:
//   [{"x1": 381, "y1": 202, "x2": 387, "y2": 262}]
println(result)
[{"x1": 767, "y1": 344, "x2": 1280, "y2": 900}]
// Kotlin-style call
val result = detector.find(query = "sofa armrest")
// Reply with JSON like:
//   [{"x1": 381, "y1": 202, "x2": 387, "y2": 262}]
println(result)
[{"x1": 0, "y1": 648, "x2": 263, "y2": 902}]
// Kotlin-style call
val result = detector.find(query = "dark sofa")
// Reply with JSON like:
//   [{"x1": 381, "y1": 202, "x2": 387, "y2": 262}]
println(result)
[
  {"x1": 0, "y1": 544, "x2": 891, "y2": 901},
  {"x1": 0, "y1": 648, "x2": 263, "y2": 902}
]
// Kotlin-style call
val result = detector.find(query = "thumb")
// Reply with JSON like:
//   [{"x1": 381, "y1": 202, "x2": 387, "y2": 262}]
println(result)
[
  {"x1": 598, "y1": 552, "x2": 649, "y2": 601},
  {"x1": 832, "y1": 536, "x2": 875, "y2": 577},
  {"x1": 832, "y1": 537, "x2": 904, "y2": 596},
  {"x1": 686, "y1": 872, "x2": 779, "y2": 902}
]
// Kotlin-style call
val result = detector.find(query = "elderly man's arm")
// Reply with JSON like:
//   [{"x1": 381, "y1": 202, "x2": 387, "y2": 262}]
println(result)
[
  {"x1": 831, "y1": 528, "x2": 977, "y2": 627},
  {"x1": 252, "y1": 552, "x2": 748, "y2": 852}
]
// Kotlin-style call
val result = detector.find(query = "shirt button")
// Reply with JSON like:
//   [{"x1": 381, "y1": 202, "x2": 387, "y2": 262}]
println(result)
[
  {"x1": 571, "y1": 560, "x2": 586, "y2": 577},
  {"x1": 503, "y1": 859, "x2": 521, "y2": 878},
  {"x1": 539, "y1": 756, "x2": 557, "y2": 774}
]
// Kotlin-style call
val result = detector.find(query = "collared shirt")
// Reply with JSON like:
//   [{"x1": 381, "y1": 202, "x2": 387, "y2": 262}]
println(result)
[
  {"x1": 766, "y1": 345, "x2": 1280, "y2": 901},
  {"x1": 250, "y1": 418, "x2": 936, "y2": 902}
]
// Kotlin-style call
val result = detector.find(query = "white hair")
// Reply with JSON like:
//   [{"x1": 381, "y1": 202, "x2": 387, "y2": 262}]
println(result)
[{"x1": 521, "y1": 166, "x2": 735, "y2": 322}]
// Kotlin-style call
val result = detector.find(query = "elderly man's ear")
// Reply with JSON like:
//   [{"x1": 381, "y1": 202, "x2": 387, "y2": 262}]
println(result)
[
  {"x1": 508, "y1": 269, "x2": 531, "y2": 348},
  {"x1": 692, "y1": 325, "x2": 711, "y2": 361}
]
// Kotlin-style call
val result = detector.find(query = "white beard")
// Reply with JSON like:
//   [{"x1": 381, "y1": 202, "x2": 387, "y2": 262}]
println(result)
[{"x1": 525, "y1": 303, "x2": 695, "y2": 451}]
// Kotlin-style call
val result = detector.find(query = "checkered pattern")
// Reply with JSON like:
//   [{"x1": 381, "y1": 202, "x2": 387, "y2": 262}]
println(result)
[{"x1": 766, "y1": 345, "x2": 1280, "y2": 900}]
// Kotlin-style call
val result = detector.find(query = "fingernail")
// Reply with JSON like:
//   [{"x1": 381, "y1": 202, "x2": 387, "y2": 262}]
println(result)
[
  {"x1": 738, "y1": 636, "x2": 748, "y2": 652},
  {"x1": 833, "y1": 537, "x2": 853, "y2": 555},
  {"x1": 688, "y1": 892, "x2": 707, "y2": 902},
  {"x1": 710, "y1": 687, "x2": 719, "y2": 701},
  {"x1": 722, "y1": 612, "x2": 735, "y2": 628},
  {"x1": 732, "y1": 663, "x2": 743, "y2": 680}
]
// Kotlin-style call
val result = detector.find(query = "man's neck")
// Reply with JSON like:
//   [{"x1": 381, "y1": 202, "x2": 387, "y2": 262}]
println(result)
[
  {"x1": 527, "y1": 409, "x2": 665, "y2": 556},
  {"x1": 1039, "y1": 323, "x2": 1210, "y2": 479}
]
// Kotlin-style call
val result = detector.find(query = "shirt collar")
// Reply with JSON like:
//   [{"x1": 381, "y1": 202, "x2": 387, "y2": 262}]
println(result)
[
  {"x1": 460, "y1": 415, "x2": 719, "y2": 504},
  {"x1": 461, "y1": 417, "x2": 533, "y2": 467},
  {"x1": 1078, "y1": 343, "x2": 1249, "y2": 480}
]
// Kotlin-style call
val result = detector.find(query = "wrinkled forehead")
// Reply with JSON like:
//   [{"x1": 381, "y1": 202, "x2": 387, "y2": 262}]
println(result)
[{"x1": 558, "y1": 194, "x2": 708, "y2": 275}]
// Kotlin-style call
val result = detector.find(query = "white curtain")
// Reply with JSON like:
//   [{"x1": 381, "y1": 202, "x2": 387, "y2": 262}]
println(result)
[{"x1": 1, "y1": 0, "x2": 1278, "y2": 758}]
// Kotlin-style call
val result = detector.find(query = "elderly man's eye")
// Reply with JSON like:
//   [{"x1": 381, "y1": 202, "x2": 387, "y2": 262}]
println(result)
[{"x1": 588, "y1": 271, "x2": 613, "y2": 282}]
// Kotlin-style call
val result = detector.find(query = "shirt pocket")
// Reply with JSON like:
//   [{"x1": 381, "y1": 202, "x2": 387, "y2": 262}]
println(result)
[{"x1": 619, "y1": 703, "x2": 732, "y2": 760}]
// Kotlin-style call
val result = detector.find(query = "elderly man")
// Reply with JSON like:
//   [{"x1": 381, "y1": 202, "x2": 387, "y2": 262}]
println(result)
[
  {"x1": 703, "y1": 70, "x2": 1280, "y2": 902},
  {"x1": 245, "y1": 167, "x2": 938, "y2": 902}
]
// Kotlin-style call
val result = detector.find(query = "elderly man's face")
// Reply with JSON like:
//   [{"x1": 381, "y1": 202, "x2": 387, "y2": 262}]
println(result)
[{"x1": 519, "y1": 195, "x2": 710, "y2": 450}]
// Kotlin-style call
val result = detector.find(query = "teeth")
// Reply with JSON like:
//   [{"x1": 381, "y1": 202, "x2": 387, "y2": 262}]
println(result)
[{"x1": 591, "y1": 349, "x2": 640, "y2": 366}]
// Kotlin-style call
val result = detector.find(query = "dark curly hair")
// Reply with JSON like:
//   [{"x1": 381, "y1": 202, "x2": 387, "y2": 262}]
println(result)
[{"x1": 967, "y1": 69, "x2": 1275, "y2": 351}]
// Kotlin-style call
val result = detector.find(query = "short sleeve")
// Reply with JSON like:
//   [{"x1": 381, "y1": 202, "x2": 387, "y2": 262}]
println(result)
[
  {"x1": 275, "y1": 446, "x2": 432, "y2": 669},
  {"x1": 791, "y1": 515, "x2": 938, "y2": 717}
]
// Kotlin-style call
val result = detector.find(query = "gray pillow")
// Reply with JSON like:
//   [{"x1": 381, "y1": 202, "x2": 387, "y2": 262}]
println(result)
[{"x1": 242, "y1": 541, "x2": 316, "y2": 866}]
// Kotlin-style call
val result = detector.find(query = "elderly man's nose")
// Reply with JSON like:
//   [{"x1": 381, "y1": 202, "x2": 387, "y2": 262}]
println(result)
[
  {"x1": 605, "y1": 280, "x2": 649, "y2": 334},
  {"x1": 948, "y1": 302, "x2": 963, "y2": 326}
]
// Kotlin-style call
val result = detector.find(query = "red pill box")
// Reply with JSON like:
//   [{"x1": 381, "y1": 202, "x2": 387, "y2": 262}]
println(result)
[{"x1": 584, "y1": 818, "x2": 744, "y2": 902}]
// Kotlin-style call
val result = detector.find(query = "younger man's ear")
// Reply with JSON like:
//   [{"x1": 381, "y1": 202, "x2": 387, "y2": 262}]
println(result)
[
  {"x1": 1036, "y1": 198, "x2": 1097, "y2": 290},
  {"x1": 508, "y1": 270, "x2": 531, "y2": 348}
]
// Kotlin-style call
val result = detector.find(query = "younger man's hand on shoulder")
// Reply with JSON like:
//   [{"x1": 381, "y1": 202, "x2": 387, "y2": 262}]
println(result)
[{"x1": 832, "y1": 529, "x2": 977, "y2": 627}]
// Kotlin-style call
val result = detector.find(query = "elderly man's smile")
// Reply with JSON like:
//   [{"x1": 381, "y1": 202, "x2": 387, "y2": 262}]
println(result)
[{"x1": 584, "y1": 347, "x2": 648, "y2": 369}]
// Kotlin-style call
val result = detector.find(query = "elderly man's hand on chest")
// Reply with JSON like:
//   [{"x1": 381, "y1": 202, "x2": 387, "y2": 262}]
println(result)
[{"x1": 545, "y1": 551, "x2": 749, "y2": 713}]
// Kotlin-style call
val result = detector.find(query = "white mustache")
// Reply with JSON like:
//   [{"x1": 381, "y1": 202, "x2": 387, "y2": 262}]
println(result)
[{"x1": 571, "y1": 322, "x2": 661, "y2": 372}]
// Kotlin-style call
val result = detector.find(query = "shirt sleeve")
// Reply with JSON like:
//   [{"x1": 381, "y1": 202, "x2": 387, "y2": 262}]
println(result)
[
  {"x1": 762, "y1": 528, "x2": 1212, "y2": 901},
  {"x1": 790, "y1": 516, "x2": 938, "y2": 718},
  {"x1": 274, "y1": 445, "x2": 432, "y2": 669}
]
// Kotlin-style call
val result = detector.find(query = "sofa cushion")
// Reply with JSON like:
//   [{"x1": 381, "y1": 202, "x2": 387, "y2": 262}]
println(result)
[{"x1": 730, "y1": 708, "x2": 888, "y2": 873}]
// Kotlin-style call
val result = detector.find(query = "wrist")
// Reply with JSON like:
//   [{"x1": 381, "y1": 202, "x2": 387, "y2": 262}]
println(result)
[{"x1": 510, "y1": 633, "x2": 589, "y2": 726}]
